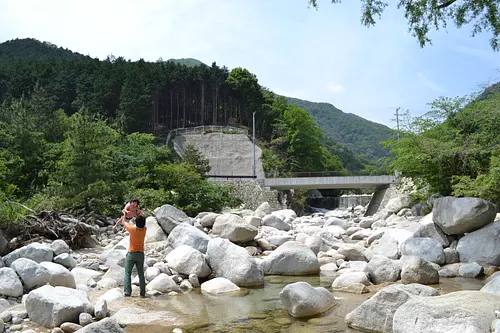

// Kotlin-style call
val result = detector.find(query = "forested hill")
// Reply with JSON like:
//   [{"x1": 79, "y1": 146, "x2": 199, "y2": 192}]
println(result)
[
  {"x1": 287, "y1": 97, "x2": 394, "y2": 161},
  {"x1": 0, "y1": 38, "x2": 89, "y2": 61}
]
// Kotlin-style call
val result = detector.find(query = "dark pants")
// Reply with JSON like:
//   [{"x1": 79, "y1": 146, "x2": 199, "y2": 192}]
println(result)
[{"x1": 124, "y1": 251, "x2": 145, "y2": 297}]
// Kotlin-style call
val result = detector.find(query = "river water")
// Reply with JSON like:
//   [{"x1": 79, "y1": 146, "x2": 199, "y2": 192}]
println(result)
[{"x1": 123, "y1": 274, "x2": 485, "y2": 333}]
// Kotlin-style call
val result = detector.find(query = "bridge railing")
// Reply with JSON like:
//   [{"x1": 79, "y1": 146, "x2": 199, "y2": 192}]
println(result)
[
  {"x1": 268, "y1": 170, "x2": 398, "y2": 178},
  {"x1": 171, "y1": 126, "x2": 248, "y2": 136}
]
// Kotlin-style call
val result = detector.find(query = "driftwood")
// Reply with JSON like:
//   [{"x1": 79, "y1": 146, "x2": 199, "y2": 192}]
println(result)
[{"x1": 13, "y1": 211, "x2": 100, "y2": 248}]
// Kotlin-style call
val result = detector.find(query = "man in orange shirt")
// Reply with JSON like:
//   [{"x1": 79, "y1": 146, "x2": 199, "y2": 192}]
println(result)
[{"x1": 118, "y1": 214, "x2": 147, "y2": 297}]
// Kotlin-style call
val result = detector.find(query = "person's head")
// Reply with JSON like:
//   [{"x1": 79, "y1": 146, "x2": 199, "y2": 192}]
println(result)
[
  {"x1": 130, "y1": 199, "x2": 140, "y2": 207},
  {"x1": 135, "y1": 215, "x2": 146, "y2": 228}
]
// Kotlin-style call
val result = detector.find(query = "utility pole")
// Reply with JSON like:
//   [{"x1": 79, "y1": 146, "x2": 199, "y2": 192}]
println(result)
[
  {"x1": 395, "y1": 107, "x2": 401, "y2": 141},
  {"x1": 252, "y1": 111, "x2": 256, "y2": 178}
]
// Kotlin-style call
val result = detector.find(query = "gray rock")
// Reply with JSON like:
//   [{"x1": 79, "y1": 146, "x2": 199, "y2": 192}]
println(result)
[
  {"x1": 155, "y1": 204, "x2": 191, "y2": 234},
  {"x1": 25, "y1": 285, "x2": 93, "y2": 328},
  {"x1": 280, "y1": 282, "x2": 336, "y2": 318},
  {"x1": 206, "y1": 238, "x2": 263, "y2": 286},
  {"x1": 412, "y1": 223, "x2": 449, "y2": 247},
  {"x1": 60, "y1": 322, "x2": 82, "y2": 332},
  {"x1": 458, "y1": 262, "x2": 484, "y2": 278},
  {"x1": 370, "y1": 242, "x2": 400, "y2": 260},
  {"x1": 401, "y1": 256, "x2": 439, "y2": 285},
  {"x1": 345, "y1": 284, "x2": 439, "y2": 333},
  {"x1": 94, "y1": 299, "x2": 108, "y2": 320},
  {"x1": 145, "y1": 217, "x2": 168, "y2": 243},
  {"x1": 189, "y1": 274, "x2": 200, "y2": 288},
  {"x1": 260, "y1": 241, "x2": 319, "y2": 276},
  {"x1": 262, "y1": 215, "x2": 290, "y2": 231},
  {"x1": 11, "y1": 258, "x2": 51, "y2": 290},
  {"x1": 457, "y1": 221, "x2": 500, "y2": 265},
  {"x1": 166, "y1": 245, "x2": 211, "y2": 278},
  {"x1": 146, "y1": 274, "x2": 180, "y2": 293},
  {"x1": 102, "y1": 264, "x2": 124, "y2": 286},
  {"x1": 433, "y1": 196, "x2": 497, "y2": 235},
  {"x1": 400, "y1": 237, "x2": 445, "y2": 265},
  {"x1": 79, "y1": 312, "x2": 93, "y2": 326},
  {"x1": 444, "y1": 248, "x2": 459, "y2": 264},
  {"x1": 199, "y1": 213, "x2": 220, "y2": 228},
  {"x1": 212, "y1": 214, "x2": 258, "y2": 243},
  {"x1": 50, "y1": 240, "x2": 70, "y2": 256},
  {"x1": 71, "y1": 267, "x2": 103, "y2": 286},
  {"x1": 53, "y1": 253, "x2": 77, "y2": 270},
  {"x1": 99, "y1": 249, "x2": 127, "y2": 267},
  {"x1": 324, "y1": 217, "x2": 349, "y2": 229},
  {"x1": 332, "y1": 272, "x2": 370, "y2": 293},
  {"x1": 77, "y1": 318, "x2": 124, "y2": 333},
  {"x1": 337, "y1": 244, "x2": 367, "y2": 262},
  {"x1": 393, "y1": 291, "x2": 500, "y2": 333},
  {"x1": 144, "y1": 267, "x2": 161, "y2": 282},
  {"x1": 201, "y1": 277, "x2": 240, "y2": 294},
  {"x1": 386, "y1": 196, "x2": 412, "y2": 213},
  {"x1": 364, "y1": 255, "x2": 401, "y2": 284},
  {"x1": 0, "y1": 267, "x2": 23, "y2": 297},
  {"x1": 481, "y1": 274, "x2": 500, "y2": 295},
  {"x1": 3, "y1": 243, "x2": 53, "y2": 266},
  {"x1": 39, "y1": 262, "x2": 76, "y2": 289},
  {"x1": 244, "y1": 216, "x2": 262, "y2": 227},
  {"x1": 254, "y1": 202, "x2": 272, "y2": 218},
  {"x1": 166, "y1": 223, "x2": 210, "y2": 253}
]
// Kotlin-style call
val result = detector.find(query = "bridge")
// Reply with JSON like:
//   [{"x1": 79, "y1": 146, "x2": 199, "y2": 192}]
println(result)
[{"x1": 207, "y1": 171, "x2": 401, "y2": 189}]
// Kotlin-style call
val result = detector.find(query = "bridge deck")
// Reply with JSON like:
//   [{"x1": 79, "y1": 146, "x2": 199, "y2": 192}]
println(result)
[{"x1": 263, "y1": 175, "x2": 400, "y2": 189}]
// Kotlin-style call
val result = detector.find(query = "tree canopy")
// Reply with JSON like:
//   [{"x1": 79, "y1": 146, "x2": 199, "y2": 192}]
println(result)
[{"x1": 308, "y1": 0, "x2": 500, "y2": 50}]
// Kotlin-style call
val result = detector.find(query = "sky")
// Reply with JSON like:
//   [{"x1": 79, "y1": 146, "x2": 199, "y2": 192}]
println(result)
[{"x1": 0, "y1": 0, "x2": 499, "y2": 128}]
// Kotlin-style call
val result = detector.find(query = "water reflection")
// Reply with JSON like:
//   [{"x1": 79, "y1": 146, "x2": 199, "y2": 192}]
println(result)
[{"x1": 125, "y1": 276, "x2": 485, "y2": 333}]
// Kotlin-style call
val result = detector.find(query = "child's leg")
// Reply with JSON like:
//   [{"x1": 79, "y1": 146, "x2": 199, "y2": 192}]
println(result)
[{"x1": 113, "y1": 215, "x2": 124, "y2": 230}]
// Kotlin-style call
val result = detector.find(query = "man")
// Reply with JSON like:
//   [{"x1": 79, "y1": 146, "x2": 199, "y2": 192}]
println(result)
[{"x1": 117, "y1": 214, "x2": 147, "y2": 297}]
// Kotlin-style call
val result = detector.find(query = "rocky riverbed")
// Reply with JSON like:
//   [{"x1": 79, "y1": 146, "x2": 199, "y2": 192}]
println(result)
[{"x1": 0, "y1": 194, "x2": 499, "y2": 333}]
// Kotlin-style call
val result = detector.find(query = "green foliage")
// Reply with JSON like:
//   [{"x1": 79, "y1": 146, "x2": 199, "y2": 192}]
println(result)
[
  {"x1": 308, "y1": 0, "x2": 500, "y2": 50},
  {"x1": 181, "y1": 144, "x2": 211, "y2": 177},
  {"x1": 387, "y1": 90, "x2": 500, "y2": 205}
]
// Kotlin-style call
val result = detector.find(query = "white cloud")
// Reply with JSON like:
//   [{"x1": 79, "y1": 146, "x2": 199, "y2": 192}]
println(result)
[
  {"x1": 326, "y1": 83, "x2": 346, "y2": 94},
  {"x1": 418, "y1": 72, "x2": 443, "y2": 93}
]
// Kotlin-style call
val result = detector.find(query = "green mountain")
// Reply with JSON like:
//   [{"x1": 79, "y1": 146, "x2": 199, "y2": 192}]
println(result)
[
  {"x1": 0, "y1": 38, "x2": 89, "y2": 61},
  {"x1": 286, "y1": 97, "x2": 394, "y2": 161},
  {"x1": 167, "y1": 58, "x2": 206, "y2": 67}
]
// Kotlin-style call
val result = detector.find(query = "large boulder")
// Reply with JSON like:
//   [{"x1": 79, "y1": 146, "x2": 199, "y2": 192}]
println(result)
[
  {"x1": 481, "y1": 274, "x2": 500, "y2": 295},
  {"x1": 50, "y1": 240, "x2": 70, "y2": 256},
  {"x1": 0, "y1": 267, "x2": 23, "y2": 297},
  {"x1": 345, "y1": 284, "x2": 439, "y2": 333},
  {"x1": 332, "y1": 272, "x2": 370, "y2": 294},
  {"x1": 211, "y1": 214, "x2": 258, "y2": 243},
  {"x1": 260, "y1": 241, "x2": 319, "y2": 275},
  {"x1": 53, "y1": 253, "x2": 77, "y2": 270},
  {"x1": 166, "y1": 223, "x2": 210, "y2": 253},
  {"x1": 261, "y1": 215, "x2": 290, "y2": 231},
  {"x1": 77, "y1": 318, "x2": 124, "y2": 333},
  {"x1": 337, "y1": 244, "x2": 368, "y2": 262},
  {"x1": 400, "y1": 256, "x2": 439, "y2": 285},
  {"x1": 155, "y1": 204, "x2": 191, "y2": 234},
  {"x1": 11, "y1": 258, "x2": 51, "y2": 290},
  {"x1": 364, "y1": 255, "x2": 401, "y2": 284},
  {"x1": 199, "y1": 213, "x2": 220, "y2": 228},
  {"x1": 71, "y1": 267, "x2": 104, "y2": 286},
  {"x1": 386, "y1": 196, "x2": 412, "y2": 213},
  {"x1": 206, "y1": 238, "x2": 263, "y2": 286},
  {"x1": 412, "y1": 223, "x2": 449, "y2": 247},
  {"x1": 280, "y1": 282, "x2": 336, "y2": 318},
  {"x1": 433, "y1": 197, "x2": 497, "y2": 235},
  {"x1": 39, "y1": 262, "x2": 76, "y2": 289},
  {"x1": 166, "y1": 245, "x2": 211, "y2": 278},
  {"x1": 393, "y1": 291, "x2": 500, "y2": 333},
  {"x1": 3, "y1": 243, "x2": 53, "y2": 266},
  {"x1": 25, "y1": 285, "x2": 94, "y2": 328},
  {"x1": 456, "y1": 221, "x2": 500, "y2": 265},
  {"x1": 400, "y1": 237, "x2": 445, "y2": 265},
  {"x1": 145, "y1": 216, "x2": 168, "y2": 243},
  {"x1": 146, "y1": 274, "x2": 180, "y2": 293},
  {"x1": 99, "y1": 249, "x2": 127, "y2": 267}
]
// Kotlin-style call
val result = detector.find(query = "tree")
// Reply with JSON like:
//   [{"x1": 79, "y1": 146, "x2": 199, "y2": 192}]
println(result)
[
  {"x1": 308, "y1": 0, "x2": 500, "y2": 50},
  {"x1": 181, "y1": 144, "x2": 211, "y2": 177}
]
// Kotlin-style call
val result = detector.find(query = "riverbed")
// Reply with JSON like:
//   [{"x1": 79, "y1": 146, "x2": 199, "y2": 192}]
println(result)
[{"x1": 122, "y1": 274, "x2": 485, "y2": 333}]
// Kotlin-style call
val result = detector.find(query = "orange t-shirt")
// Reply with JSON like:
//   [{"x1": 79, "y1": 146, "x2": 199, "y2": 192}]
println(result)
[{"x1": 124, "y1": 223, "x2": 147, "y2": 252}]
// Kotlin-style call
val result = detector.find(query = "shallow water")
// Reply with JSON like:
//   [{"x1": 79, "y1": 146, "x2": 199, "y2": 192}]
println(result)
[{"x1": 124, "y1": 275, "x2": 485, "y2": 333}]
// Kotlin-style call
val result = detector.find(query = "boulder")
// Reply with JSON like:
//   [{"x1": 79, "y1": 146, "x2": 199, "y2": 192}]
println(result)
[
  {"x1": 206, "y1": 238, "x2": 263, "y2": 286},
  {"x1": 262, "y1": 214, "x2": 290, "y2": 231},
  {"x1": 481, "y1": 274, "x2": 500, "y2": 295},
  {"x1": 324, "y1": 217, "x2": 349, "y2": 229},
  {"x1": 146, "y1": 274, "x2": 180, "y2": 293},
  {"x1": 0, "y1": 267, "x2": 23, "y2": 297},
  {"x1": 280, "y1": 282, "x2": 336, "y2": 318},
  {"x1": 370, "y1": 242, "x2": 400, "y2": 260},
  {"x1": 39, "y1": 262, "x2": 76, "y2": 288},
  {"x1": 53, "y1": 253, "x2": 77, "y2": 270},
  {"x1": 386, "y1": 196, "x2": 412, "y2": 213},
  {"x1": 3, "y1": 243, "x2": 53, "y2": 266},
  {"x1": 458, "y1": 262, "x2": 484, "y2": 278},
  {"x1": 254, "y1": 202, "x2": 272, "y2": 218},
  {"x1": 155, "y1": 204, "x2": 191, "y2": 234},
  {"x1": 393, "y1": 291, "x2": 500, "y2": 333},
  {"x1": 94, "y1": 299, "x2": 108, "y2": 320},
  {"x1": 145, "y1": 216, "x2": 168, "y2": 243},
  {"x1": 71, "y1": 268, "x2": 103, "y2": 286},
  {"x1": 337, "y1": 244, "x2": 367, "y2": 262},
  {"x1": 166, "y1": 245, "x2": 211, "y2": 278},
  {"x1": 50, "y1": 240, "x2": 70, "y2": 256},
  {"x1": 11, "y1": 258, "x2": 51, "y2": 290},
  {"x1": 364, "y1": 255, "x2": 401, "y2": 284},
  {"x1": 199, "y1": 213, "x2": 220, "y2": 228},
  {"x1": 102, "y1": 264, "x2": 124, "y2": 286},
  {"x1": 332, "y1": 272, "x2": 370, "y2": 294},
  {"x1": 25, "y1": 285, "x2": 93, "y2": 328},
  {"x1": 456, "y1": 221, "x2": 500, "y2": 265},
  {"x1": 433, "y1": 197, "x2": 497, "y2": 235},
  {"x1": 201, "y1": 277, "x2": 240, "y2": 294},
  {"x1": 400, "y1": 256, "x2": 439, "y2": 285},
  {"x1": 211, "y1": 214, "x2": 258, "y2": 243},
  {"x1": 260, "y1": 241, "x2": 319, "y2": 275},
  {"x1": 77, "y1": 318, "x2": 124, "y2": 333},
  {"x1": 345, "y1": 284, "x2": 439, "y2": 333},
  {"x1": 400, "y1": 237, "x2": 445, "y2": 265},
  {"x1": 99, "y1": 249, "x2": 127, "y2": 267},
  {"x1": 166, "y1": 223, "x2": 210, "y2": 253},
  {"x1": 412, "y1": 223, "x2": 449, "y2": 247}
]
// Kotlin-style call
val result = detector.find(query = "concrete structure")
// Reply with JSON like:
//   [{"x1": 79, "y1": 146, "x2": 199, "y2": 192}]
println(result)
[{"x1": 263, "y1": 175, "x2": 400, "y2": 190}]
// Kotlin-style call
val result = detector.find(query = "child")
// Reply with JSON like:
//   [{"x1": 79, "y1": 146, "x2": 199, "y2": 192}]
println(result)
[{"x1": 113, "y1": 199, "x2": 145, "y2": 231}]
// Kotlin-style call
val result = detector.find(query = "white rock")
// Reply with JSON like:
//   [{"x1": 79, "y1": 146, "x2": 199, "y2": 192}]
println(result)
[{"x1": 201, "y1": 277, "x2": 240, "y2": 295}]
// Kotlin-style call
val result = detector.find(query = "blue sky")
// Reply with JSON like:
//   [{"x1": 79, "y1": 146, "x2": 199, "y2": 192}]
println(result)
[{"x1": 0, "y1": 0, "x2": 499, "y2": 127}]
